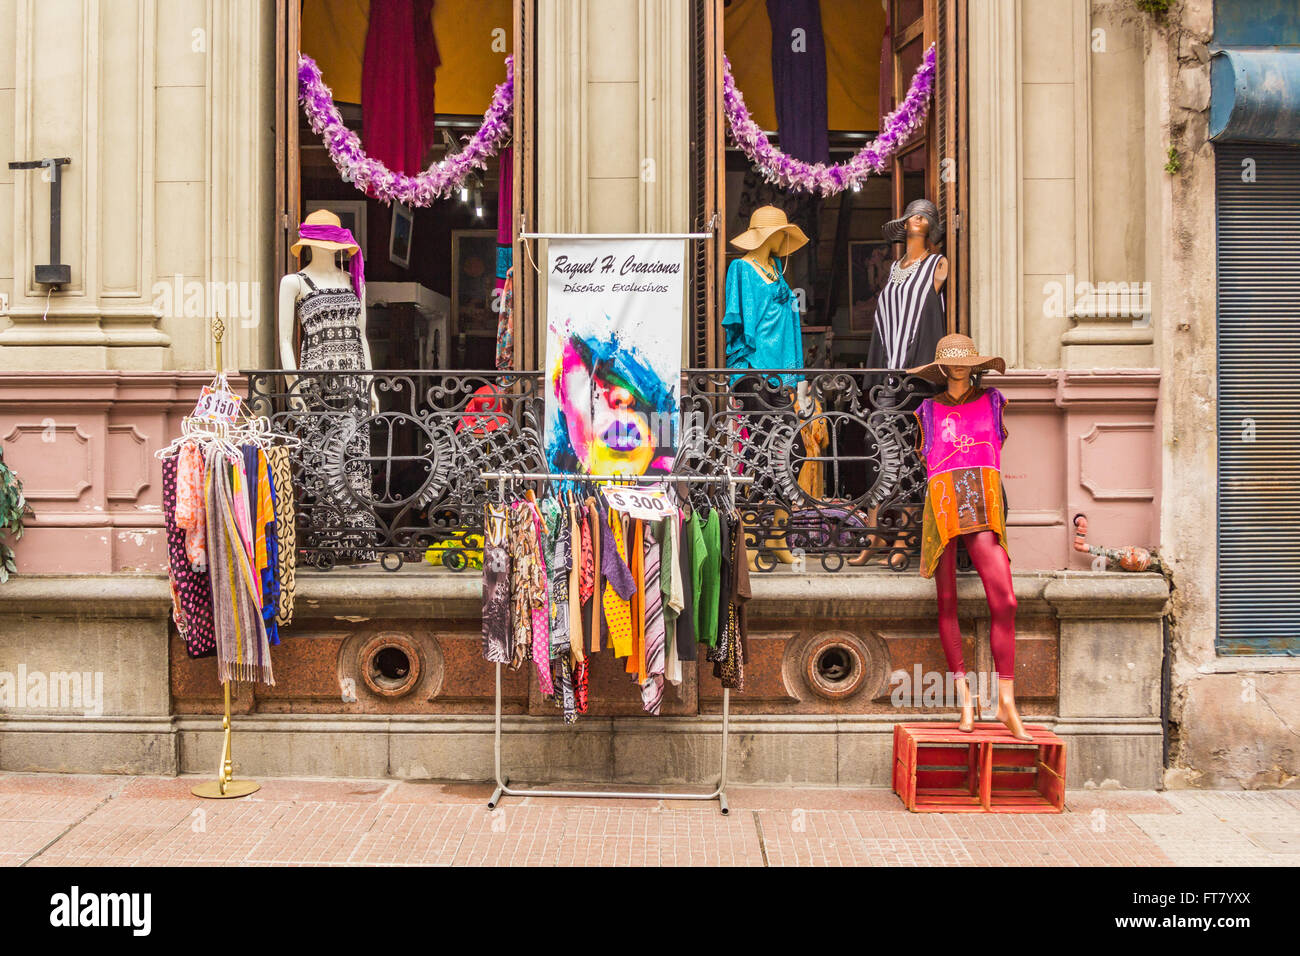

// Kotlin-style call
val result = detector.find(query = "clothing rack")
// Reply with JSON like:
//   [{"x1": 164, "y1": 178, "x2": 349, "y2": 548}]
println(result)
[{"x1": 480, "y1": 469, "x2": 754, "y2": 815}]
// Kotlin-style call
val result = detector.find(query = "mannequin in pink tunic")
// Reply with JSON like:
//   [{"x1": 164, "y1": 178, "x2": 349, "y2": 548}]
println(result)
[{"x1": 909, "y1": 334, "x2": 1031, "y2": 741}]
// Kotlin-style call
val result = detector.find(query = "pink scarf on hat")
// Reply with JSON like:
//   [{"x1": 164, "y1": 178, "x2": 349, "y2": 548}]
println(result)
[{"x1": 298, "y1": 223, "x2": 365, "y2": 301}]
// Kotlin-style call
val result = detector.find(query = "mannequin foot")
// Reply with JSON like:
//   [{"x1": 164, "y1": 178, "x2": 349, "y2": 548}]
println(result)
[
  {"x1": 995, "y1": 678, "x2": 1033, "y2": 741},
  {"x1": 954, "y1": 675, "x2": 974, "y2": 733}
]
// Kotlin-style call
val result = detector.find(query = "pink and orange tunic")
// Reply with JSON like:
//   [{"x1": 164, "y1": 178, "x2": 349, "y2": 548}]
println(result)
[{"x1": 914, "y1": 386, "x2": 1010, "y2": 578}]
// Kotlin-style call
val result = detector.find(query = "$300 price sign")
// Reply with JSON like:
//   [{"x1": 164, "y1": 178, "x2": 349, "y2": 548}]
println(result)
[{"x1": 601, "y1": 485, "x2": 673, "y2": 521}]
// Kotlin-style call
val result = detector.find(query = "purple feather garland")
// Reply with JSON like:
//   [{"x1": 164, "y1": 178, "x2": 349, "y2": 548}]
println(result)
[
  {"x1": 723, "y1": 43, "x2": 936, "y2": 196},
  {"x1": 298, "y1": 54, "x2": 514, "y2": 206},
  {"x1": 298, "y1": 42, "x2": 932, "y2": 205}
]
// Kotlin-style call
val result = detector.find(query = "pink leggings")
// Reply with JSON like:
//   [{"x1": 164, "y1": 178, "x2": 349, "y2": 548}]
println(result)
[{"x1": 935, "y1": 530, "x2": 1017, "y2": 680}]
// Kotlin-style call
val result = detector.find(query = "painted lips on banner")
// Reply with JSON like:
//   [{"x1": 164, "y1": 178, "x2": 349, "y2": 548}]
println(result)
[{"x1": 544, "y1": 238, "x2": 685, "y2": 476}]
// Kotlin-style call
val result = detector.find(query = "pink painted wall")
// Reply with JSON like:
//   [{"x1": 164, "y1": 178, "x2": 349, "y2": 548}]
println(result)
[
  {"x1": 0, "y1": 369, "x2": 1161, "y2": 575},
  {"x1": 0, "y1": 373, "x2": 224, "y2": 573}
]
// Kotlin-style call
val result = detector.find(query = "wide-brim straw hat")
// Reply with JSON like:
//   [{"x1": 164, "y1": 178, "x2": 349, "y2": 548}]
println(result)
[
  {"x1": 290, "y1": 209, "x2": 361, "y2": 256},
  {"x1": 883, "y1": 198, "x2": 945, "y2": 244},
  {"x1": 729, "y1": 205, "x2": 809, "y2": 257},
  {"x1": 907, "y1": 333, "x2": 1006, "y2": 384}
]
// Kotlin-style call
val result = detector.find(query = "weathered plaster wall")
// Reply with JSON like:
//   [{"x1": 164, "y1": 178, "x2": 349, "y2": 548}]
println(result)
[{"x1": 1156, "y1": 0, "x2": 1299, "y2": 789}]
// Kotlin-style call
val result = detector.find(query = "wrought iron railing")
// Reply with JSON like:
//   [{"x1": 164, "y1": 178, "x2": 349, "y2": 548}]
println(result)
[{"x1": 244, "y1": 368, "x2": 935, "y2": 572}]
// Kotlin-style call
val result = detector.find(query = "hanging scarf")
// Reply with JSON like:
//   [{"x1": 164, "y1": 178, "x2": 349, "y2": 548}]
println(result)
[{"x1": 206, "y1": 445, "x2": 275, "y2": 685}]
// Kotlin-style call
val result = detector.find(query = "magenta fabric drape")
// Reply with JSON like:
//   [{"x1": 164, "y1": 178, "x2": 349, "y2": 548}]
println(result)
[{"x1": 361, "y1": 0, "x2": 440, "y2": 176}]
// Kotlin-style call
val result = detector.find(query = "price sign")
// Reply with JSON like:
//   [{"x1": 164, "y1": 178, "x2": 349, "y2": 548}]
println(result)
[
  {"x1": 601, "y1": 484, "x2": 673, "y2": 521},
  {"x1": 193, "y1": 385, "x2": 241, "y2": 424}
]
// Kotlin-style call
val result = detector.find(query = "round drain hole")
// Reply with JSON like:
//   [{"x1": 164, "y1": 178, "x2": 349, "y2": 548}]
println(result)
[
  {"x1": 358, "y1": 634, "x2": 422, "y2": 698},
  {"x1": 801, "y1": 633, "x2": 868, "y2": 700},
  {"x1": 816, "y1": 647, "x2": 853, "y2": 683}
]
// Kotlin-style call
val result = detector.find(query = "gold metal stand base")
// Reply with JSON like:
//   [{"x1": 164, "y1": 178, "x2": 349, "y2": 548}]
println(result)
[{"x1": 191, "y1": 780, "x2": 260, "y2": 800}]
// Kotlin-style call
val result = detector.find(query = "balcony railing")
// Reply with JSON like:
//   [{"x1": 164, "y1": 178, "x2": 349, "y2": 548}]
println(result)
[{"x1": 244, "y1": 368, "x2": 935, "y2": 572}]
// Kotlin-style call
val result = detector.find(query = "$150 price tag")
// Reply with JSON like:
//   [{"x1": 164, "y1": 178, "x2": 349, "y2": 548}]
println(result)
[
  {"x1": 601, "y1": 485, "x2": 673, "y2": 521},
  {"x1": 193, "y1": 385, "x2": 241, "y2": 424}
]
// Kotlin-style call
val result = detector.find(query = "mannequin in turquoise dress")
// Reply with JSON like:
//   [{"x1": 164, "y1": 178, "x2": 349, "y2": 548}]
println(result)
[
  {"x1": 723, "y1": 205, "x2": 809, "y2": 403},
  {"x1": 723, "y1": 206, "x2": 811, "y2": 567}
]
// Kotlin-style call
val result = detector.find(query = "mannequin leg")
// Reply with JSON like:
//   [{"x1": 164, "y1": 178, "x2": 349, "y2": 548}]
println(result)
[
  {"x1": 964, "y1": 531, "x2": 1031, "y2": 741},
  {"x1": 934, "y1": 541, "x2": 964, "y2": 676},
  {"x1": 934, "y1": 542, "x2": 974, "y2": 731}
]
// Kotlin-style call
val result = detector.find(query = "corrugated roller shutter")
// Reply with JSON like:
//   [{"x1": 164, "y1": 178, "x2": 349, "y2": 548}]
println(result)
[{"x1": 1216, "y1": 142, "x2": 1300, "y2": 655}]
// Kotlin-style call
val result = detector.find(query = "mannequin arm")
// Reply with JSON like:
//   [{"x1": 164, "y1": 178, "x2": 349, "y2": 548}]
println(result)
[
  {"x1": 277, "y1": 274, "x2": 305, "y2": 410},
  {"x1": 933, "y1": 255, "x2": 949, "y2": 292}
]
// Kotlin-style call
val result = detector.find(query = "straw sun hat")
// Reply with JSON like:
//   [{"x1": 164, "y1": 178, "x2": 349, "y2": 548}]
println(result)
[
  {"x1": 907, "y1": 333, "x2": 1006, "y2": 384},
  {"x1": 729, "y1": 205, "x2": 810, "y2": 257},
  {"x1": 290, "y1": 209, "x2": 361, "y2": 257}
]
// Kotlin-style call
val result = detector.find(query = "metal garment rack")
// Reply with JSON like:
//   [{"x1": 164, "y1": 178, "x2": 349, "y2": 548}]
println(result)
[{"x1": 480, "y1": 469, "x2": 754, "y2": 815}]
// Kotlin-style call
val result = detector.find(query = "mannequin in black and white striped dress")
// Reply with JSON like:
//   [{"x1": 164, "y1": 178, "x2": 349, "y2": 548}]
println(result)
[{"x1": 866, "y1": 199, "x2": 948, "y2": 373}]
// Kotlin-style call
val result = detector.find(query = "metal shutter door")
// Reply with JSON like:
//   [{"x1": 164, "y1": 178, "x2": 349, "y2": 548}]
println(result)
[{"x1": 1216, "y1": 142, "x2": 1300, "y2": 655}]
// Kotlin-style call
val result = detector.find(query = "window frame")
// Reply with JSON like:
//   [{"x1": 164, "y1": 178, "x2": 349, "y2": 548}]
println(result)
[
  {"x1": 698, "y1": 0, "x2": 968, "y2": 362},
  {"x1": 272, "y1": 0, "x2": 537, "y2": 370}
]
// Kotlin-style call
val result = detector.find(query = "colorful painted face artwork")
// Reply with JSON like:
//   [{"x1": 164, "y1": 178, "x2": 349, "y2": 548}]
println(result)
[{"x1": 544, "y1": 239, "x2": 686, "y2": 477}]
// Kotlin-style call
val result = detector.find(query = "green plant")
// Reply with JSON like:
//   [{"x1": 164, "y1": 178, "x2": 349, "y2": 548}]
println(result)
[
  {"x1": 1164, "y1": 145, "x2": 1182, "y2": 174},
  {"x1": 1134, "y1": 0, "x2": 1172, "y2": 15},
  {"x1": 0, "y1": 444, "x2": 26, "y2": 583}
]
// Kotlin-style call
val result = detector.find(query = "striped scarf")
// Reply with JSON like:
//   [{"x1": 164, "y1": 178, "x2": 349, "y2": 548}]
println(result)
[
  {"x1": 206, "y1": 445, "x2": 275, "y2": 685},
  {"x1": 640, "y1": 522, "x2": 665, "y2": 715}
]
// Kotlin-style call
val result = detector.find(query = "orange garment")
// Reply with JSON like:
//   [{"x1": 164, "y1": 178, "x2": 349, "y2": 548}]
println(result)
[
  {"x1": 797, "y1": 400, "x2": 830, "y2": 499},
  {"x1": 603, "y1": 508, "x2": 634, "y2": 659},
  {"x1": 254, "y1": 450, "x2": 274, "y2": 606},
  {"x1": 628, "y1": 518, "x2": 647, "y2": 682}
]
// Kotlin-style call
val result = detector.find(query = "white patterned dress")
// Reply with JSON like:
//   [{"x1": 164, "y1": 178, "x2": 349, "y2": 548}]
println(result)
[{"x1": 294, "y1": 273, "x2": 376, "y2": 564}]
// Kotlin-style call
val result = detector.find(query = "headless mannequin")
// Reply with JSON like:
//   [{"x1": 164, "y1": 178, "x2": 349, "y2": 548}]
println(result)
[
  {"x1": 740, "y1": 232, "x2": 807, "y2": 567},
  {"x1": 937, "y1": 362, "x2": 1031, "y2": 742},
  {"x1": 276, "y1": 248, "x2": 377, "y2": 412}
]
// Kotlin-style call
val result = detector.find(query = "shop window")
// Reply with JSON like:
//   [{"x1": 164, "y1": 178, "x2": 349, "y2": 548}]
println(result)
[
  {"x1": 274, "y1": 0, "x2": 533, "y2": 372},
  {"x1": 698, "y1": 0, "x2": 966, "y2": 368}
]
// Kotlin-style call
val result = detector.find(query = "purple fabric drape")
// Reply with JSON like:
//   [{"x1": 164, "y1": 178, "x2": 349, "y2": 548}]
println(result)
[
  {"x1": 495, "y1": 146, "x2": 513, "y2": 292},
  {"x1": 362, "y1": 0, "x2": 440, "y2": 176},
  {"x1": 765, "y1": 0, "x2": 829, "y2": 164}
]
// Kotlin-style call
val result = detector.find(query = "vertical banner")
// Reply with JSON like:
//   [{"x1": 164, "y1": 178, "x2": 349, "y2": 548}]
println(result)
[{"x1": 544, "y1": 238, "x2": 685, "y2": 476}]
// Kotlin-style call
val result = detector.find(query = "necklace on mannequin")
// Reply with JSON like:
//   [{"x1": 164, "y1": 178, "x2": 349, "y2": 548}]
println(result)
[
  {"x1": 889, "y1": 253, "x2": 927, "y2": 285},
  {"x1": 745, "y1": 254, "x2": 778, "y2": 282}
]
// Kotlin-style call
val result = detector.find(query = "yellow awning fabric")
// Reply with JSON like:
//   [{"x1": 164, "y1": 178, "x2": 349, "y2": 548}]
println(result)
[
  {"x1": 301, "y1": 0, "x2": 512, "y2": 112},
  {"x1": 723, "y1": 0, "x2": 883, "y2": 133}
]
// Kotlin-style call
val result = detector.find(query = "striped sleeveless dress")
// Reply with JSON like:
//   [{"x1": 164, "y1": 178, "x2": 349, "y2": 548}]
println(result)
[{"x1": 868, "y1": 252, "x2": 946, "y2": 370}]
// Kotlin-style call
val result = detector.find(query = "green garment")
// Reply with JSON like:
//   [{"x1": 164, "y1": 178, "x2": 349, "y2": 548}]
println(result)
[{"x1": 693, "y1": 509, "x2": 721, "y2": 648}]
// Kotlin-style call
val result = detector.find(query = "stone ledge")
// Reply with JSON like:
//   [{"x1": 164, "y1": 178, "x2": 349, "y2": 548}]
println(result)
[
  {"x1": 0, "y1": 569, "x2": 1172, "y2": 622},
  {"x1": 284, "y1": 568, "x2": 1171, "y2": 620},
  {"x1": 0, "y1": 573, "x2": 172, "y2": 618}
]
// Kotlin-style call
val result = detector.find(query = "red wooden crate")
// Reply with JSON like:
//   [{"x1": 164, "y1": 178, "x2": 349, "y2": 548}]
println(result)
[{"x1": 893, "y1": 723, "x2": 1065, "y2": 813}]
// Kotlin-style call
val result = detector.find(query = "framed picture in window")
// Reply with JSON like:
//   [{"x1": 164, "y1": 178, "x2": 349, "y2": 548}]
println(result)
[
  {"x1": 305, "y1": 200, "x2": 367, "y2": 260},
  {"x1": 848, "y1": 240, "x2": 893, "y2": 332},
  {"x1": 451, "y1": 229, "x2": 498, "y2": 336},
  {"x1": 389, "y1": 202, "x2": 414, "y2": 269}
]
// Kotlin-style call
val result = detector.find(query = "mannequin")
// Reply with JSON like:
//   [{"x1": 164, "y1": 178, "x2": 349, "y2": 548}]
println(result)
[
  {"x1": 724, "y1": 205, "x2": 810, "y2": 566},
  {"x1": 279, "y1": 209, "x2": 378, "y2": 565},
  {"x1": 907, "y1": 334, "x2": 1031, "y2": 741},
  {"x1": 853, "y1": 198, "x2": 949, "y2": 569},
  {"x1": 867, "y1": 198, "x2": 948, "y2": 371},
  {"x1": 277, "y1": 216, "x2": 376, "y2": 413}
]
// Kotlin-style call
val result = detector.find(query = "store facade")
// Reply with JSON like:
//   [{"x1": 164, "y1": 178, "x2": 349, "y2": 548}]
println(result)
[{"x1": 0, "y1": 0, "x2": 1292, "y2": 789}]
